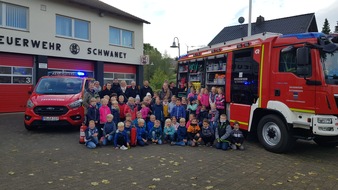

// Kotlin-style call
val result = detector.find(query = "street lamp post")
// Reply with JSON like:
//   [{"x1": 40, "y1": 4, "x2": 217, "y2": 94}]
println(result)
[{"x1": 170, "y1": 37, "x2": 180, "y2": 58}]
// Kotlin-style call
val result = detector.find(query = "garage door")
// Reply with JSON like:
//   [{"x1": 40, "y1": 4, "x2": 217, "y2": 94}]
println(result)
[
  {"x1": 0, "y1": 53, "x2": 34, "y2": 113},
  {"x1": 104, "y1": 63, "x2": 136, "y2": 85},
  {"x1": 48, "y1": 57, "x2": 94, "y2": 77}
]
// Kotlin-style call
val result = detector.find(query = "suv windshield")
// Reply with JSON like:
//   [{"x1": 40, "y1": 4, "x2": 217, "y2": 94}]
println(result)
[
  {"x1": 321, "y1": 50, "x2": 338, "y2": 85},
  {"x1": 35, "y1": 78, "x2": 83, "y2": 94}
]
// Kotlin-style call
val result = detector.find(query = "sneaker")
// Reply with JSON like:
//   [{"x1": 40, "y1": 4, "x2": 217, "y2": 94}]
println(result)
[
  {"x1": 120, "y1": 145, "x2": 128, "y2": 150},
  {"x1": 170, "y1": 141, "x2": 176, "y2": 146}
]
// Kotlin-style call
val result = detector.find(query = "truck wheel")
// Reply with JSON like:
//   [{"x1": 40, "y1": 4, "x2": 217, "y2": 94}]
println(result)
[
  {"x1": 314, "y1": 136, "x2": 338, "y2": 148},
  {"x1": 24, "y1": 123, "x2": 35, "y2": 131},
  {"x1": 257, "y1": 115, "x2": 294, "y2": 153}
]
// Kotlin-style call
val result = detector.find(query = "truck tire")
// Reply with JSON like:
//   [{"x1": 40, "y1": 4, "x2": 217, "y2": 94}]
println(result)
[
  {"x1": 257, "y1": 115, "x2": 295, "y2": 153},
  {"x1": 314, "y1": 136, "x2": 338, "y2": 147}
]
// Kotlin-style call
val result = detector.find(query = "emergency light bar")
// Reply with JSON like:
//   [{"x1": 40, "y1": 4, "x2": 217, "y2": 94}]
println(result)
[{"x1": 48, "y1": 71, "x2": 86, "y2": 76}]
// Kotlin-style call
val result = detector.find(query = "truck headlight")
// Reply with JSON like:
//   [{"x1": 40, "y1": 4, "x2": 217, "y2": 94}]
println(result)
[
  {"x1": 69, "y1": 99, "x2": 83, "y2": 108},
  {"x1": 26, "y1": 99, "x2": 34, "y2": 108},
  {"x1": 317, "y1": 118, "x2": 332, "y2": 124}
]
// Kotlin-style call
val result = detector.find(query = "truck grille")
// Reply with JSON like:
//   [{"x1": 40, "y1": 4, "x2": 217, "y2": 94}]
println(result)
[{"x1": 34, "y1": 106, "x2": 69, "y2": 116}]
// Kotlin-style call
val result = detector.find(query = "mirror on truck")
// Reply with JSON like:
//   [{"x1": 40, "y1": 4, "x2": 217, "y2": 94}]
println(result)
[{"x1": 296, "y1": 47, "x2": 311, "y2": 77}]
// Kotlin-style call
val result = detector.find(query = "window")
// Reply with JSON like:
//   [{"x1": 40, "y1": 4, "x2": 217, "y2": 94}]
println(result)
[
  {"x1": 104, "y1": 72, "x2": 136, "y2": 85},
  {"x1": 0, "y1": 2, "x2": 28, "y2": 30},
  {"x1": 109, "y1": 27, "x2": 133, "y2": 48},
  {"x1": 279, "y1": 47, "x2": 312, "y2": 77},
  {"x1": 0, "y1": 66, "x2": 33, "y2": 84},
  {"x1": 56, "y1": 15, "x2": 90, "y2": 40}
]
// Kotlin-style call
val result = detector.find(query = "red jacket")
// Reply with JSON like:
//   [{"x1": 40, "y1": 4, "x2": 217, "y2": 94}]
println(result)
[
  {"x1": 118, "y1": 102, "x2": 126, "y2": 119},
  {"x1": 124, "y1": 103, "x2": 138, "y2": 120}
]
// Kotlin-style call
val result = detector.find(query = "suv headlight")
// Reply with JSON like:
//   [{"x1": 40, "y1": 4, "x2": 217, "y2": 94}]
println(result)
[
  {"x1": 26, "y1": 99, "x2": 34, "y2": 108},
  {"x1": 69, "y1": 99, "x2": 83, "y2": 108},
  {"x1": 317, "y1": 118, "x2": 332, "y2": 124}
]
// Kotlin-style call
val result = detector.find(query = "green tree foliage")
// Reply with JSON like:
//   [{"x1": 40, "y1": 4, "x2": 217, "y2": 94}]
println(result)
[
  {"x1": 143, "y1": 44, "x2": 176, "y2": 91},
  {"x1": 322, "y1": 18, "x2": 331, "y2": 34}
]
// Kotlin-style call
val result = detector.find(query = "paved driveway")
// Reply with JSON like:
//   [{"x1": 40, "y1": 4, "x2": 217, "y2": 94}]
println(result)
[{"x1": 1, "y1": 113, "x2": 337, "y2": 190}]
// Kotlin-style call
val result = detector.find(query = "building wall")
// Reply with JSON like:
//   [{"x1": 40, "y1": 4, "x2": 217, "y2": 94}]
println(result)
[{"x1": 0, "y1": 0, "x2": 144, "y2": 65}]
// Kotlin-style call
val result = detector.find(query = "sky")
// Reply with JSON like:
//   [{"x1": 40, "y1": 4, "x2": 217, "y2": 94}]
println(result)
[{"x1": 101, "y1": 0, "x2": 338, "y2": 58}]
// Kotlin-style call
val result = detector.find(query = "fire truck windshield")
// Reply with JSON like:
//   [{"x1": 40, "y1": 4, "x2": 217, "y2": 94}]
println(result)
[
  {"x1": 35, "y1": 78, "x2": 83, "y2": 94},
  {"x1": 322, "y1": 50, "x2": 338, "y2": 84}
]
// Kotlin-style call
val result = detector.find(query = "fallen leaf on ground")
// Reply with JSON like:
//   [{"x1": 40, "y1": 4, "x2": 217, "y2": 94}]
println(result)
[
  {"x1": 127, "y1": 167, "x2": 133, "y2": 171},
  {"x1": 190, "y1": 177, "x2": 197, "y2": 180},
  {"x1": 28, "y1": 173, "x2": 34, "y2": 176},
  {"x1": 206, "y1": 180, "x2": 211, "y2": 183},
  {"x1": 192, "y1": 184, "x2": 197, "y2": 186},
  {"x1": 59, "y1": 179, "x2": 64, "y2": 181},
  {"x1": 101, "y1": 179, "x2": 110, "y2": 184},
  {"x1": 260, "y1": 178, "x2": 264, "y2": 181},
  {"x1": 117, "y1": 160, "x2": 121, "y2": 162},
  {"x1": 256, "y1": 162, "x2": 262, "y2": 165},
  {"x1": 173, "y1": 162, "x2": 179, "y2": 166},
  {"x1": 91, "y1": 182, "x2": 99, "y2": 186},
  {"x1": 132, "y1": 182, "x2": 137, "y2": 185},
  {"x1": 287, "y1": 179, "x2": 293, "y2": 182},
  {"x1": 48, "y1": 181, "x2": 53, "y2": 184},
  {"x1": 165, "y1": 175, "x2": 171, "y2": 178},
  {"x1": 148, "y1": 185, "x2": 156, "y2": 189},
  {"x1": 308, "y1": 171, "x2": 317, "y2": 176},
  {"x1": 54, "y1": 148, "x2": 60, "y2": 151},
  {"x1": 161, "y1": 158, "x2": 166, "y2": 160},
  {"x1": 173, "y1": 170, "x2": 179, "y2": 173},
  {"x1": 11, "y1": 149, "x2": 18, "y2": 152},
  {"x1": 94, "y1": 161, "x2": 100, "y2": 164},
  {"x1": 277, "y1": 182, "x2": 283, "y2": 185},
  {"x1": 205, "y1": 186, "x2": 214, "y2": 189},
  {"x1": 53, "y1": 161, "x2": 58, "y2": 164},
  {"x1": 79, "y1": 172, "x2": 84, "y2": 174},
  {"x1": 101, "y1": 162, "x2": 109, "y2": 166},
  {"x1": 152, "y1": 178, "x2": 161, "y2": 181},
  {"x1": 198, "y1": 160, "x2": 203, "y2": 162},
  {"x1": 8, "y1": 171, "x2": 15, "y2": 175},
  {"x1": 294, "y1": 176, "x2": 299, "y2": 179}
]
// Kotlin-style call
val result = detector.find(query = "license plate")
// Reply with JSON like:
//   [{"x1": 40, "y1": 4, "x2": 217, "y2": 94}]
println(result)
[{"x1": 42, "y1": 116, "x2": 59, "y2": 121}]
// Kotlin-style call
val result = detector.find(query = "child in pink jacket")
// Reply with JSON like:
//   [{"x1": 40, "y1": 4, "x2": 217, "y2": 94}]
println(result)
[
  {"x1": 99, "y1": 98, "x2": 111, "y2": 140},
  {"x1": 200, "y1": 88, "x2": 210, "y2": 109}
]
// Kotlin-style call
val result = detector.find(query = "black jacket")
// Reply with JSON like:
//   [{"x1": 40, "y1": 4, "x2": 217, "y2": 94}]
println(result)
[
  {"x1": 125, "y1": 86, "x2": 139, "y2": 99},
  {"x1": 140, "y1": 86, "x2": 153, "y2": 100}
]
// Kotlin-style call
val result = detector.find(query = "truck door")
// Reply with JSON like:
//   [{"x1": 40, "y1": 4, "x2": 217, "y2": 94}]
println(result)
[
  {"x1": 229, "y1": 48, "x2": 259, "y2": 130},
  {"x1": 272, "y1": 46, "x2": 316, "y2": 113}
]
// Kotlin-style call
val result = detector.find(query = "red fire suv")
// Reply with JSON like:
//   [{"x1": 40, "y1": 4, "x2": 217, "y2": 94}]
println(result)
[{"x1": 24, "y1": 72, "x2": 94, "y2": 130}]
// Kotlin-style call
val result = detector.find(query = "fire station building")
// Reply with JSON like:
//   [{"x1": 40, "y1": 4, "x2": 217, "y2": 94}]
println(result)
[{"x1": 0, "y1": 0, "x2": 149, "y2": 112}]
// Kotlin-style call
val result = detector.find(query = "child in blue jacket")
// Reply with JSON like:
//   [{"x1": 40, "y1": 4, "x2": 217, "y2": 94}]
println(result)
[
  {"x1": 114, "y1": 122, "x2": 129, "y2": 150},
  {"x1": 172, "y1": 118, "x2": 188, "y2": 146},
  {"x1": 150, "y1": 120, "x2": 163, "y2": 144},
  {"x1": 136, "y1": 119, "x2": 148, "y2": 146},
  {"x1": 171, "y1": 99, "x2": 186, "y2": 120},
  {"x1": 86, "y1": 98, "x2": 100, "y2": 126},
  {"x1": 102, "y1": 114, "x2": 116, "y2": 146},
  {"x1": 163, "y1": 118, "x2": 175, "y2": 143},
  {"x1": 85, "y1": 120, "x2": 99, "y2": 149}
]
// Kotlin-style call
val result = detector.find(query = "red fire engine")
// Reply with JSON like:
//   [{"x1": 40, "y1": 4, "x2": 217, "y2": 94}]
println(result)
[
  {"x1": 178, "y1": 32, "x2": 338, "y2": 153},
  {"x1": 24, "y1": 72, "x2": 94, "y2": 130}
]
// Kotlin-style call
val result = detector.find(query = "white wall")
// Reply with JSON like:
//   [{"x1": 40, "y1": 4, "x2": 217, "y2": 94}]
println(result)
[{"x1": 0, "y1": 0, "x2": 145, "y2": 65}]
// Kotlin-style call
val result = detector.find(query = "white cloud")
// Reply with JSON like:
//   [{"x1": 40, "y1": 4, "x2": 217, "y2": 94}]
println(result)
[{"x1": 101, "y1": 0, "x2": 337, "y2": 58}]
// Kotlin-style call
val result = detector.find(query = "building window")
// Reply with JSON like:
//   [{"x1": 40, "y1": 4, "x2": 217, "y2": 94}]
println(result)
[
  {"x1": 56, "y1": 15, "x2": 90, "y2": 41},
  {"x1": 0, "y1": 66, "x2": 33, "y2": 84},
  {"x1": 109, "y1": 27, "x2": 133, "y2": 48},
  {"x1": 0, "y1": 2, "x2": 28, "y2": 30},
  {"x1": 104, "y1": 72, "x2": 135, "y2": 85}
]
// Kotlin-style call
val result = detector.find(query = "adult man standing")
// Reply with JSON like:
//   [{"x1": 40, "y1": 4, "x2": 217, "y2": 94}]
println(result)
[
  {"x1": 140, "y1": 80, "x2": 153, "y2": 100},
  {"x1": 125, "y1": 80, "x2": 139, "y2": 99},
  {"x1": 83, "y1": 81, "x2": 98, "y2": 110},
  {"x1": 169, "y1": 81, "x2": 178, "y2": 97},
  {"x1": 112, "y1": 78, "x2": 123, "y2": 96},
  {"x1": 100, "y1": 82, "x2": 113, "y2": 98}
]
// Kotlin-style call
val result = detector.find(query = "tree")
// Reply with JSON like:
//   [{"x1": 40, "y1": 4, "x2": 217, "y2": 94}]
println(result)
[
  {"x1": 322, "y1": 18, "x2": 331, "y2": 34},
  {"x1": 149, "y1": 68, "x2": 169, "y2": 92}
]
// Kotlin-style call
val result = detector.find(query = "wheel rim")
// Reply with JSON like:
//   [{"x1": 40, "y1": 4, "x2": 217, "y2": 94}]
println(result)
[{"x1": 262, "y1": 122, "x2": 281, "y2": 146}]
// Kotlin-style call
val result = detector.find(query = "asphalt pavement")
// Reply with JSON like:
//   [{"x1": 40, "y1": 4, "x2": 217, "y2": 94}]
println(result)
[{"x1": 1, "y1": 113, "x2": 338, "y2": 190}]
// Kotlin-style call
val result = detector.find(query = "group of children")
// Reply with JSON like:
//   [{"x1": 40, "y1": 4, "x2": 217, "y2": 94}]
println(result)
[{"x1": 83, "y1": 86, "x2": 244, "y2": 150}]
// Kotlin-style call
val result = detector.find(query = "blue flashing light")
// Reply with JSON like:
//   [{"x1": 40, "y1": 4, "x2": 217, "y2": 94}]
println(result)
[
  {"x1": 77, "y1": 72, "x2": 85, "y2": 76},
  {"x1": 281, "y1": 32, "x2": 324, "y2": 39}
]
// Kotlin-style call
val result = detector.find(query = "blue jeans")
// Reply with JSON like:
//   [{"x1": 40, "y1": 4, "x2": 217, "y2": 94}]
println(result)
[
  {"x1": 102, "y1": 134, "x2": 114, "y2": 146},
  {"x1": 151, "y1": 131, "x2": 162, "y2": 144},
  {"x1": 164, "y1": 134, "x2": 174, "y2": 142},
  {"x1": 86, "y1": 137, "x2": 99, "y2": 149},
  {"x1": 137, "y1": 133, "x2": 149, "y2": 146},
  {"x1": 175, "y1": 141, "x2": 186, "y2": 146},
  {"x1": 216, "y1": 142, "x2": 229, "y2": 150}
]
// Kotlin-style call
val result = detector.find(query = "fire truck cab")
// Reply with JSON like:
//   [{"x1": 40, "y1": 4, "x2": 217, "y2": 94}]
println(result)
[
  {"x1": 24, "y1": 72, "x2": 94, "y2": 130},
  {"x1": 178, "y1": 32, "x2": 338, "y2": 153}
]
